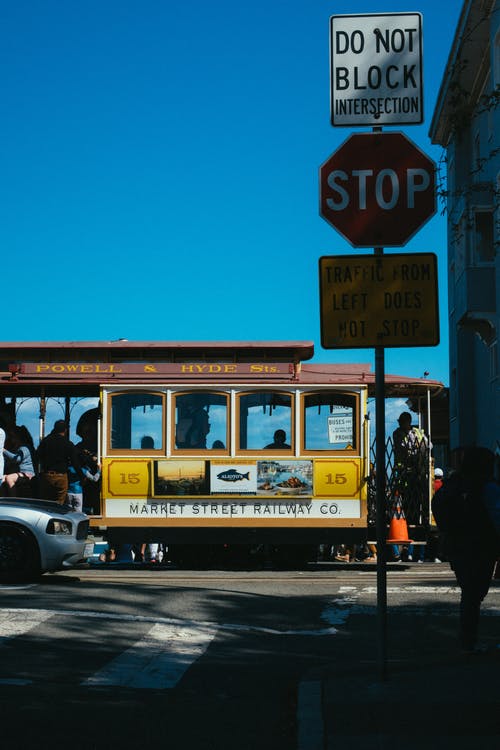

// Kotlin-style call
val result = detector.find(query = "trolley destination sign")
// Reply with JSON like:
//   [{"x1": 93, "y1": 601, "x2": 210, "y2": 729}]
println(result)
[
  {"x1": 330, "y1": 12, "x2": 423, "y2": 126},
  {"x1": 319, "y1": 253, "x2": 439, "y2": 349},
  {"x1": 7, "y1": 362, "x2": 298, "y2": 381}
]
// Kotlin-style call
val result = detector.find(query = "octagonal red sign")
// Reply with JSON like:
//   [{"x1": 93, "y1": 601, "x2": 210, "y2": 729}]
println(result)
[{"x1": 319, "y1": 131, "x2": 436, "y2": 247}]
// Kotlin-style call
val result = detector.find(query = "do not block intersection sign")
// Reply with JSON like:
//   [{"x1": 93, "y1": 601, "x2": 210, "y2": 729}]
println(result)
[{"x1": 330, "y1": 12, "x2": 423, "y2": 127}]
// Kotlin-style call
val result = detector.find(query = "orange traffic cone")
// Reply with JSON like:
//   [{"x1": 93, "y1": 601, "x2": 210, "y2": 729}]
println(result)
[{"x1": 386, "y1": 492, "x2": 412, "y2": 544}]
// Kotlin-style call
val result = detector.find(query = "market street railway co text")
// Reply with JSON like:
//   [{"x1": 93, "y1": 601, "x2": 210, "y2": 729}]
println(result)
[{"x1": 126, "y1": 501, "x2": 341, "y2": 517}]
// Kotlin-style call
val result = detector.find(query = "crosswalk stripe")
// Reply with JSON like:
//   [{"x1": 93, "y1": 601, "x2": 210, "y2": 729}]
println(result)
[
  {"x1": 321, "y1": 586, "x2": 500, "y2": 625},
  {"x1": 82, "y1": 622, "x2": 216, "y2": 689},
  {"x1": 339, "y1": 585, "x2": 500, "y2": 595},
  {"x1": 0, "y1": 607, "x2": 338, "y2": 636},
  {"x1": 0, "y1": 608, "x2": 53, "y2": 640}
]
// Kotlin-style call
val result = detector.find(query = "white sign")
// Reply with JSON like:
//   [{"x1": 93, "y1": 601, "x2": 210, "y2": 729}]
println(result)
[
  {"x1": 327, "y1": 414, "x2": 353, "y2": 445},
  {"x1": 105, "y1": 498, "x2": 361, "y2": 520},
  {"x1": 330, "y1": 13, "x2": 423, "y2": 127},
  {"x1": 210, "y1": 463, "x2": 257, "y2": 494}
]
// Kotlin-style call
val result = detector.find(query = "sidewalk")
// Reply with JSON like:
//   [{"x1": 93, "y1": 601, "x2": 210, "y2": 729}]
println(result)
[{"x1": 299, "y1": 581, "x2": 500, "y2": 750}]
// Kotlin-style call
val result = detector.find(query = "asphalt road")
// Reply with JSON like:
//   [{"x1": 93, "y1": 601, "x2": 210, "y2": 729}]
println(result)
[{"x1": 0, "y1": 564, "x2": 497, "y2": 750}]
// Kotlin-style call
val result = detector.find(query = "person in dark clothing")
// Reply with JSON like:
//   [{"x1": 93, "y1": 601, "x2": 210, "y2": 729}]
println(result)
[
  {"x1": 432, "y1": 446, "x2": 500, "y2": 654},
  {"x1": 74, "y1": 442, "x2": 101, "y2": 514},
  {"x1": 264, "y1": 429, "x2": 291, "y2": 449},
  {"x1": 36, "y1": 420, "x2": 84, "y2": 504}
]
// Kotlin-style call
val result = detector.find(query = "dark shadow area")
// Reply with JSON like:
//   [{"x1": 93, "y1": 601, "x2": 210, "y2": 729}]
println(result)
[
  {"x1": 1, "y1": 564, "x2": 493, "y2": 749},
  {"x1": 0, "y1": 571, "x2": 339, "y2": 749}
]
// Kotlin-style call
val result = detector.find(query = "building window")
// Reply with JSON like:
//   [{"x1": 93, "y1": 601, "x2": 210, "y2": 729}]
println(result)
[{"x1": 474, "y1": 210, "x2": 494, "y2": 263}]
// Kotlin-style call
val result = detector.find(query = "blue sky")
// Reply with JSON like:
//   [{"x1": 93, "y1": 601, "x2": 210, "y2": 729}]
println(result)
[{"x1": 1, "y1": 0, "x2": 462, "y2": 387}]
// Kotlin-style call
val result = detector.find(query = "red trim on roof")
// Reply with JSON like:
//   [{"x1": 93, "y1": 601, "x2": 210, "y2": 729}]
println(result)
[{"x1": 0, "y1": 340, "x2": 315, "y2": 360}]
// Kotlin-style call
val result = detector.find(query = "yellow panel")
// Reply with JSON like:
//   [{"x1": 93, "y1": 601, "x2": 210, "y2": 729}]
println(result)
[
  {"x1": 319, "y1": 253, "x2": 439, "y2": 348},
  {"x1": 104, "y1": 458, "x2": 151, "y2": 497},
  {"x1": 314, "y1": 459, "x2": 360, "y2": 498}
]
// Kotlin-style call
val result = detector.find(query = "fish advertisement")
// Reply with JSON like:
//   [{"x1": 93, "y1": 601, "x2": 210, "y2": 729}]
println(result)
[{"x1": 210, "y1": 462, "x2": 257, "y2": 494}]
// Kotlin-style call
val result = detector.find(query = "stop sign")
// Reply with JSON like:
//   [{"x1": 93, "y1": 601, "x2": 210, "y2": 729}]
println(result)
[{"x1": 319, "y1": 132, "x2": 436, "y2": 247}]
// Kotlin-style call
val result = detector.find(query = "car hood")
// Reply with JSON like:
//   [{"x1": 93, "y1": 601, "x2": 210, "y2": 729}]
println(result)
[{"x1": 0, "y1": 498, "x2": 75, "y2": 516}]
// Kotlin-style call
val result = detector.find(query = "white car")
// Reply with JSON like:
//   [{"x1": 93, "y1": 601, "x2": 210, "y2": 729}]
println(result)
[{"x1": 0, "y1": 498, "x2": 94, "y2": 580}]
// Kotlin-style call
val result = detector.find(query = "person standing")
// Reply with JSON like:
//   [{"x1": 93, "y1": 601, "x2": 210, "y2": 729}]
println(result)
[
  {"x1": 432, "y1": 446, "x2": 500, "y2": 654},
  {"x1": 392, "y1": 412, "x2": 429, "y2": 505},
  {"x1": 0, "y1": 420, "x2": 5, "y2": 489},
  {"x1": 3, "y1": 428, "x2": 36, "y2": 496},
  {"x1": 75, "y1": 443, "x2": 101, "y2": 514},
  {"x1": 66, "y1": 462, "x2": 101, "y2": 513},
  {"x1": 36, "y1": 420, "x2": 84, "y2": 504},
  {"x1": 392, "y1": 411, "x2": 430, "y2": 560}
]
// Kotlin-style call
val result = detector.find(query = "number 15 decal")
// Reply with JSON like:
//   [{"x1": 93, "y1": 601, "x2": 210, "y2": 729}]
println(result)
[
  {"x1": 314, "y1": 460, "x2": 360, "y2": 498},
  {"x1": 324, "y1": 473, "x2": 347, "y2": 485},
  {"x1": 106, "y1": 460, "x2": 150, "y2": 497}
]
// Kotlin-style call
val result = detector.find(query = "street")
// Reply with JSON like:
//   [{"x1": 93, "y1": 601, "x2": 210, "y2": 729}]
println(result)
[{"x1": 0, "y1": 563, "x2": 498, "y2": 749}]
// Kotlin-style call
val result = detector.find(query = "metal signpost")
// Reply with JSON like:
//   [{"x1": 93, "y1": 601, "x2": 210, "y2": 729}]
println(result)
[{"x1": 321, "y1": 11, "x2": 437, "y2": 681}]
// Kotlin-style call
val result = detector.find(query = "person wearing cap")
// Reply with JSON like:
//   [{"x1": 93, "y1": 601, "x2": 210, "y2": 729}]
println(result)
[
  {"x1": 434, "y1": 467, "x2": 444, "y2": 493},
  {"x1": 36, "y1": 420, "x2": 85, "y2": 504}
]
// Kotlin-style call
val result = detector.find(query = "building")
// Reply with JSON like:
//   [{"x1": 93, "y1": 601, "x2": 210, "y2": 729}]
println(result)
[{"x1": 430, "y1": 0, "x2": 500, "y2": 458}]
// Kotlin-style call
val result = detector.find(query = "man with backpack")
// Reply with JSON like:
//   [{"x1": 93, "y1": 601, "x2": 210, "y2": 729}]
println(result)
[{"x1": 432, "y1": 446, "x2": 500, "y2": 654}]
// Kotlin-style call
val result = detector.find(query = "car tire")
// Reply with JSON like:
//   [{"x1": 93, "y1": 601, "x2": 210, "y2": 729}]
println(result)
[{"x1": 0, "y1": 523, "x2": 41, "y2": 582}]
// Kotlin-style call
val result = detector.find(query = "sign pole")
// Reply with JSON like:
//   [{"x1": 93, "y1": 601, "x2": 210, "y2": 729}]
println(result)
[
  {"x1": 371, "y1": 110, "x2": 388, "y2": 680},
  {"x1": 322, "y1": 13, "x2": 436, "y2": 681},
  {"x1": 374, "y1": 263, "x2": 388, "y2": 682}
]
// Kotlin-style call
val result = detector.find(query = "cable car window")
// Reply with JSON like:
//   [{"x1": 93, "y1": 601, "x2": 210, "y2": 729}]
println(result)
[
  {"x1": 110, "y1": 392, "x2": 164, "y2": 451},
  {"x1": 238, "y1": 392, "x2": 292, "y2": 451},
  {"x1": 303, "y1": 392, "x2": 357, "y2": 451},
  {"x1": 174, "y1": 392, "x2": 228, "y2": 451}
]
